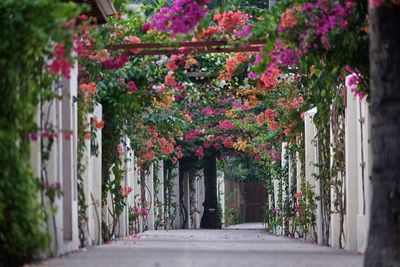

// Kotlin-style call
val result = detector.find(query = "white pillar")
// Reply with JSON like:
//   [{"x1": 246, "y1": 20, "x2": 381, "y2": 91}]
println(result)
[
  {"x1": 217, "y1": 170, "x2": 225, "y2": 227},
  {"x1": 155, "y1": 160, "x2": 165, "y2": 229},
  {"x1": 330, "y1": 115, "x2": 342, "y2": 248},
  {"x1": 183, "y1": 172, "x2": 191, "y2": 229},
  {"x1": 195, "y1": 170, "x2": 205, "y2": 228},
  {"x1": 296, "y1": 150, "x2": 302, "y2": 194},
  {"x1": 304, "y1": 107, "x2": 319, "y2": 243},
  {"x1": 345, "y1": 84, "x2": 359, "y2": 251},
  {"x1": 172, "y1": 162, "x2": 181, "y2": 229},
  {"x1": 146, "y1": 164, "x2": 155, "y2": 230},
  {"x1": 132, "y1": 153, "x2": 143, "y2": 233},
  {"x1": 356, "y1": 98, "x2": 371, "y2": 253}
]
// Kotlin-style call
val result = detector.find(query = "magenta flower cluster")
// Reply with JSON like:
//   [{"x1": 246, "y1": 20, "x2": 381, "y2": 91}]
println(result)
[
  {"x1": 151, "y1": 0, "x2": 211, "y2": 36},
  {"x1": 102, "y1": 55, "x2": 130, "y2": 70},
  {"x1": 346, "y1": 73, "x2": 364, "y2": 100},
  {"x1": 280, "y1": 0, "x2": 354, "y2": 52},
  {"x1": 270, "y1": 39, "x2": 300, "y2": 67}
]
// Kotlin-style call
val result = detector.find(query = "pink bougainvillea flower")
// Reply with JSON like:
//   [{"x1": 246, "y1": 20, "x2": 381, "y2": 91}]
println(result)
[
  {"x1": 141, "y1": 208, "x2": 148, "y2": 217},
  {"x1": 185, "y1": 130, "x2": 201, "y2": 140},
  {"x1": 256, "y1": 113, "x2": 264, "y2": 126},
  {"x1": 120, "y1": 185, "x2": 133, "y2": 198},
  {"x1": 195, "y1": 146, "x2": 205, "y2": 159},
  {"x1": 201, "y1": 107, "x2": 215, "y2": 116},
  {"x1": 102, "y1": 55, "x2": 130, "y2": 70},
  {"x1": 222, "y1": 138, "x2": 234, "y2": 149},
  {"x1": 218, "y1": 120, "x2": 235, "y2": 130},
  {"x1": 48, "y1": 43, "x2": 73, "y2": 79},
  {"x1": 247, "y1": 71, "x2": 258, "y2": 80},
  {"x1": 128, "y1": 80, "x2": 138, "y2": 94},
  {"x1": 151, "y1": 0, "x2": 209, "y2": 36},
  {"x1": 29, "y1": 132, "x2": 39, "y2": 142},
  {"x1": 142, "y1": 22, "x2": 151, "y2": 33},
  {"x1": 64, "y1": 130, "x2": 73, "y2": 140},
  {"x1": 127, "y1": 36, "x2": 141, "y2": 54}
]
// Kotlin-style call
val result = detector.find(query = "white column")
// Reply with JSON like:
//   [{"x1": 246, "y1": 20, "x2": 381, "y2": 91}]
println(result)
[
  {"x1": 132, "y1": 153, "x2": 143, "y2": 233},
  {"x1": 217, "y1": 170, "x2": 225, "y2": 227},
  {"x1": 146, "y1": 164, "x2": 155, "y2": 230},
  {"x1": 58, "y1": 61, "x2": 79, "y2": 254},
  {"x1": 42, "y1": 88, "x2": 61, "y2": 253},
  {"x1": 304, "y1": 107, "x2": 319, "y2": 243},
  {"x1": 345, "y1": 85, "x2": 359, "y2": 251},
  {"x1": 172, "y1": 162, "x2": 181, "y2": 229},
  {"x1": 183, "y1": 172, "x2": 191, "y2": 229},
  {"x1": 296, "y1": 150, "x2": 302, "y2": 194},
  {"x1": 330, "y1": 115, "x2": 342, "y2": 248},
  {"x1": 356, "y1": 98, "x2": 371, "y2": 253},
  {"x1": 195, "y1": 170, "x2": 205, "y2": 229},
  {"x1": 154, "y1": 160, "x2": 165, "y2": 229}
]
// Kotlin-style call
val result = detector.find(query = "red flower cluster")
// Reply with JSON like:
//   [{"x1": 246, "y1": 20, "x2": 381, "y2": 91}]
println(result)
[
  {"x1": 159, "y1": 137, "x2": 174, "y2": 155},
  {"x1": 264, "y1": 109, "x2": 280, "y2": 131},
  {"x1": 48, "y1": 43, "x2": 73, "y2": 79},
  {"x1": 220, "y1": 53, "x2": 251, "y2": 80},
  {"x1": 218, "y1": 120, "x2": 235, "y2": 130},
  {"x1": 259, "y1": 64, "x2": 281, "y2": 91},
  {"x1": 128, "y1": 80, "x2": 138, "y2": 94},
  {"x1": 195, "y1": 146, "x2": 205, "y2": 159},
  {"x1": 120, "y1": 185, "x2": 133, "y2": 198},
  {"x1": 214, "y1": 11, "x2": 250, "y2": 32},
  {"x1": 79, "y1": 82, "x2": 96, "y2": 98}
]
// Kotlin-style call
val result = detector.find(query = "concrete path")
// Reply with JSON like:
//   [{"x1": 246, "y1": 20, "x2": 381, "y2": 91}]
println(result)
[{"x1": 34, "y1": 227, "x2": 364, "y2": 267}]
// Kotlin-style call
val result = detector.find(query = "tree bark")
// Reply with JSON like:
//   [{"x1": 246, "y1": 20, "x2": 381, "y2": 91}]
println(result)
[
  {"x1": 365, "y1": 6, "x2": 400, "y2": 267},
  {"x1": 200, "y1": 154, "x2": 222, "y2": 229}
]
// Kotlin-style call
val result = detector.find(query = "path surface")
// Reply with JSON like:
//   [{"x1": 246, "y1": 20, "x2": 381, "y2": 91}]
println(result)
[{"x1": 34, "y1": 224, "x2": 363, "y2": 267}]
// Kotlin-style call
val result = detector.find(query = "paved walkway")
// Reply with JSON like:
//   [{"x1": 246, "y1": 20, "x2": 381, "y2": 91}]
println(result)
[{"x1": 34, "y1": 226, "x2": 363, "y2": 267}]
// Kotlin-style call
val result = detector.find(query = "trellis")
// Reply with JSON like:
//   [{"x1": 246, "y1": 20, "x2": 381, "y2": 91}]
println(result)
[{"x1": 106, "y1": 40, "x2": 264, "y2": 56}]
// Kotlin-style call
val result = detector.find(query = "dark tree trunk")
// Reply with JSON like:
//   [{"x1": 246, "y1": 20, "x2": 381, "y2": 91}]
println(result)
[
  {"x1": 200, "y1": 154, "x2": 222, "y2": 229},
  {"x1": 365, "y1": 6, "x2": 400, "y2": 267}
]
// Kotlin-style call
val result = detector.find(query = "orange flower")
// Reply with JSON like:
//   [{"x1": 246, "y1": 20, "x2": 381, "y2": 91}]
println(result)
[
  {"x1": 294, "y1": 192, "x2": 303, "y2": 198},
  {"x1": 281, "y1": 9, "x2": 297, "y2": 29},
  {"x1": 165, "y1": 74, "x2": 176, "y2": 87},
  {"x1": 159, "y1": 137, "x2": 174, "y2": 155},
  {"x1": 256, "y1": 113, "x2": 264, "y2": 126},
  {"x1": 83, "y1": 132, "x2": 91, "y2": 140},
  {"x1": 79, "y1": 82, "x2": 96, "y2": 98},
  {"x1": 199, "y1": 26, "x2": 223, "y2": 40},
  {"x1": 268, "y1": 121, "x2": 280, "y2": 131},
  {"x1": 260, "y1": 65, "x2": 280, "y2": 91},
  {"x1": 93, "y1": 116, "x2": 104, "y2": 129}
]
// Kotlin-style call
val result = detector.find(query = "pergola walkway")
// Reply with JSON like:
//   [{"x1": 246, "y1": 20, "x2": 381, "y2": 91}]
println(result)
[{"x1": 34, "y1": 224, "x2": 363, "y2": 267}]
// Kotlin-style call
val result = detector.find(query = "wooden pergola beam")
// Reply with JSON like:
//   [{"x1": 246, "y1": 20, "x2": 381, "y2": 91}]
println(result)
[
  {"x1": 104, "y1": 40, "x2": 265, "y2": 56},
  {"x1": 121, "y1": 46, "x2": 262, "y2": 56},
  {"x1": 105, "y1": 40, "x2": 265, "y2": 50}
]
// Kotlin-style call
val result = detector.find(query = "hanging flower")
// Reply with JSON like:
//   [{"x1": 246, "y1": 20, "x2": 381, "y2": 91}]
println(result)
[
  {"x1": 126, "y1": 36, "x2": 141, "y2": 54},
  {"x1": 280, "y1": 9, "x2": 297, "y2": 29},
  {"x1": 93, "y1": 116, "x2": 104, "y2": 129},
  {"x1": 165, "y1": 74, "x2": 176, "y2": 87},
  {"x1": 128, "y1": 80, "x2": 138, "y2": 94},
  {"x1": 195, "y1": 146, "x2": 205, "y2": 159},
  {"x1": 218, "y1": 120, "x2": 235, "y2": 130}
]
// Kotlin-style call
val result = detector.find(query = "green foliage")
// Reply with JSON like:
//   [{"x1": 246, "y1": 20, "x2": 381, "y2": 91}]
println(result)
[
  {"x1": 0, "y1": 0, "x2": 81, "y2": 264},
  {"x1": 221, "y1": 156, "x2": 264, "y2": 182}
]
